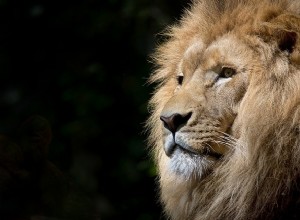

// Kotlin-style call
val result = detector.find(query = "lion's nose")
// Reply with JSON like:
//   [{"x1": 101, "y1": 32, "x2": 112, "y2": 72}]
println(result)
[{"x1": 160, "y1": 112, "x2": 192, "y2": 134}]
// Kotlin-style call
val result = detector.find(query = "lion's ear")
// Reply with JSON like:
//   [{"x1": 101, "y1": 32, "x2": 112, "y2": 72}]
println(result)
[
  {"x1": 276, "y1": 30, "x2": 297, "y2": 53},
  {"x1": 261, "y1": 14, "x2": 300, "y2": 54},
  {"x1": 271, "y1": 29, "x2": 300, "y2": 64}
]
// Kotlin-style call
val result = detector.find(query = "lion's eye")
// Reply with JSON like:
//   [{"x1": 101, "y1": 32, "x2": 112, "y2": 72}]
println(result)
[
  {"x1": 219, "y1": 67, "x2": 236, "y2": 78},
  {"x1": 177, "y1": 75, "x2": 184, "y2": 85}
]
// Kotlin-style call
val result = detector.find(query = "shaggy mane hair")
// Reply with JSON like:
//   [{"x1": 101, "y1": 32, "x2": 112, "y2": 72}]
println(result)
[{"x1": 147, "y1": 0, "x2": 300, "y2": 219}]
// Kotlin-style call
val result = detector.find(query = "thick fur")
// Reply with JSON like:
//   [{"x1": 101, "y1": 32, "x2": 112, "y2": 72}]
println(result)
[{"x1": 147, "y1": 0, "x2": 300, "y2": 219}]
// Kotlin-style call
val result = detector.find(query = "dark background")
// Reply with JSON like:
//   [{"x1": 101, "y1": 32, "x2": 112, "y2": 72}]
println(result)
[{"x1": 0, "y1": 0, "x2": 189, "y2": 219}]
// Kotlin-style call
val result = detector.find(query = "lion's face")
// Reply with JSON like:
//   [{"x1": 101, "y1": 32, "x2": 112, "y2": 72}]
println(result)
[{"x1": 159, "y1": 35, "x2": 252, "y2": 178}]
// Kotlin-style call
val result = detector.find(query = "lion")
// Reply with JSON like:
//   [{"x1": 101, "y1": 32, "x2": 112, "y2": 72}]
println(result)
[{"x1": 147, "y1": 0, "x2": 300, "y2": 219}]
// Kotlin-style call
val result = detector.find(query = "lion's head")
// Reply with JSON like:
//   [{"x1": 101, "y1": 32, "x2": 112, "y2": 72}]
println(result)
[{"x1": 147, "y1": 0, "x2": 300, "y2": 219}]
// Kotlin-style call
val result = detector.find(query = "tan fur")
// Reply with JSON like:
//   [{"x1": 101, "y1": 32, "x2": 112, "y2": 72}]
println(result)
[{"x1": 147, "y1": 0, "x2": 300, "y2": 219}]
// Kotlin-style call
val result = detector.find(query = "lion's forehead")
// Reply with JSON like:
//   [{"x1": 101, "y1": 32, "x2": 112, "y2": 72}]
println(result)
[{"x1": 180, "y1": 35, "x2": 256, "y2": 76}]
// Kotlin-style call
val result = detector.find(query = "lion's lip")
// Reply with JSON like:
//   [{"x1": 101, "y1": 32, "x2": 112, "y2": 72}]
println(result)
[
  {"x1": 176, "y1": 144, "x2": 198, "y2": 155},
  {"x1": 178, "y1": 145, "x2": 223, "y2": 159},
  {"x1": 165, "y1": 142, "x2": 223, "y2": 159}
]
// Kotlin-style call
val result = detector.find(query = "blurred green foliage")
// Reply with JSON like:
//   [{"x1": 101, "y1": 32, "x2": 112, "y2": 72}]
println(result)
[{"x1": 0, "y1": 0, "x2": 189, "y2": 219}]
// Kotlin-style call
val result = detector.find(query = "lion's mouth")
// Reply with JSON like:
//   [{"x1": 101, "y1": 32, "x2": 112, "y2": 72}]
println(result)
[
  {"x1": 176, "y1": 144, "x2": 198, "y2": 155},
  {"x1": 170, "y1": 143, "x2": 223, "y2": 160}
]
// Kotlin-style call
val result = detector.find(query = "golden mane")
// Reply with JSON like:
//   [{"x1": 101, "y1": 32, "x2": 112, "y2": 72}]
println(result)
[{"x1": 147, "y1": 0, "x2": 300, "y2": 219}]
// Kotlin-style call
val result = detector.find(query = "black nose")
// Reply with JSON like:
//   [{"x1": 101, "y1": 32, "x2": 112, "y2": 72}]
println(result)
[{"x1": 160, "y1": 112, "x2": 192, "y2": 134}]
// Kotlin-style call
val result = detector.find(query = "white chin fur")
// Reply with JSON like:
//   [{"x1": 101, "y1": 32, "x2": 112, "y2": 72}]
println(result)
[{"x1": 168, "y1": 148, "x2": 215, "y2": 179}]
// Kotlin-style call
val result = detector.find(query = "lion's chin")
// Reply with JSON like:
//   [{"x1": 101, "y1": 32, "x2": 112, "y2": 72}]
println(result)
[{"x1": 168, "y1": 147, "x2": 218, "y2": 179}]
